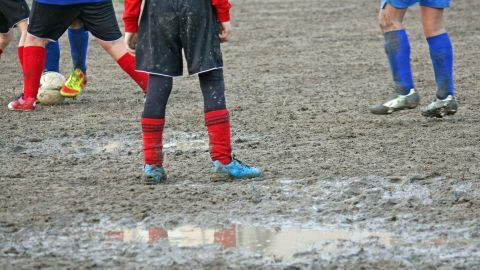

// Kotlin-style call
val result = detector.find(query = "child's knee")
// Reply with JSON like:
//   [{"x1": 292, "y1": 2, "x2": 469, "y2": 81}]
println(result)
[
  {"x1": 423, "y1": 24, "x2": 445, "y2": 38},
  {"x1": 98, "y1": 39, "x2": 125, "y2": 59},
  {"x1": 378, "y1": 12, "x2": 403, "y2": 32},
  {"x1": 16, "y1": 20, "x2": 28, "y2": 32},
  {"x1": 0, "y1": 33, "x2": 13, "y2": 48},
  {"x1": 25, "y1": 34, "x2": 49, "y2": 47}
]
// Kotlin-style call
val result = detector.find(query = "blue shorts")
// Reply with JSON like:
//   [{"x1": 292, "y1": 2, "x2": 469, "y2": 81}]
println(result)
[{"x1": 381, "y1": 0, "x2": 450, "y2": 9}]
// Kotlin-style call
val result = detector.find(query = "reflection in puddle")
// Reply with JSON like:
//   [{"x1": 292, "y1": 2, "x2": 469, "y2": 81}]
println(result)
[{"x1": 105, "y1": 225, "x2": 394, "y2": 258}]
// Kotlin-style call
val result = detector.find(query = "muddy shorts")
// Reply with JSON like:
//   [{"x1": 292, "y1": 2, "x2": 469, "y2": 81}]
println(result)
[
  {"x1": 27, "y1": 1, "x2": 122, "y2": 41},
  {"x1": 0, "y1": 0, "x2": 30, "y2": 34},
  {"x1": 136, "y1": 0, "x2": 223, "y2": 77},
  {"x1": 381, "y1": 0, "x2": 450, "y2": 9}
]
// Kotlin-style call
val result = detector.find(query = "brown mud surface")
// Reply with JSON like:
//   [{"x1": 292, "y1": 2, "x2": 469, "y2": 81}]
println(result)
[{"x1": 1, "y1": 0, "x2": 480, "y2": 269}]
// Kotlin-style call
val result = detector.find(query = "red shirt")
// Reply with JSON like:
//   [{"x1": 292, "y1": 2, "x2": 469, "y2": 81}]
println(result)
[{"x1": 123, "y1": 0, "x2": 232, "y2": 33}]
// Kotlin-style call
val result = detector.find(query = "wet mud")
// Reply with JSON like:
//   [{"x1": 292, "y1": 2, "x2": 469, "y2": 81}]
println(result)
[{"x1": 1, "y1": 0, "x2": 480, "y2": 269}]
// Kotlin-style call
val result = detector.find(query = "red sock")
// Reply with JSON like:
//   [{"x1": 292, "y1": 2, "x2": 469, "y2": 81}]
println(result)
[
  {"x1": 205, "y1": 109, "x2": 232, "y2": 165},
  {"x1": 142, "y1": 118, "x2": 165, "y2": 166},
  {"x1": 17, "y1": 46, "x2": 24, "y2": 71},
  {"x1": 23, "y1": 46, "x2": 46, "y2": 99},
  {"x1": 117, "y1": 53, "x2": 149, "y2": 92},
  {"x1": 0, "y1": 49, "x2": 3, "y2": 58}
]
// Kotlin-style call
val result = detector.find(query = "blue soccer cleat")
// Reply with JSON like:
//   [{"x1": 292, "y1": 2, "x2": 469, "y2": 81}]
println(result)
[
  {"x1": 143, "y1": 164, "x2": 167, "y2": 184},
  {"x1": 211, "y1": 159, "x2": 261, "y2": 181}
]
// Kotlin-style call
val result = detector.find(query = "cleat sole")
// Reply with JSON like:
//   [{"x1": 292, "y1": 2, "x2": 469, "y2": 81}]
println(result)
[
  {"x1": 211, "y1": 173, "x2": 262, "y2": 182},
  {"x1": 61, "y1": 86, "x2": 83, "y2": 98},
  {"x1": 8, "y1": 103, "x2": 35, "y2": 111},
  {"x1": 60, "y1": 91, "x2": 82, "y2": 98},
  {"x1": 143, "y1": 174, "x2": 166, "y2": 185},
  {"x1": 211, "y1": 173, "x2": 234, "y2": 182},
  {"x1": 422, "y1": 108, "x2": 457, "y2": 118}
]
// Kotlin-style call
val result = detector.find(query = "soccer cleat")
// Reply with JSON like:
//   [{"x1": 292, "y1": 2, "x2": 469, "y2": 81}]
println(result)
[
  {"x1": 211, "y1": 159, "x2": 261, "y2": 181},
  {"x1": 369, "y1": 88, "x2": 420, "y2": 115},
  {"x1": 61, "y1": 68, "x2": 87, "y2": 98},
  {"x1": 143, "y1": 164, "x2": 167, "y2": 184},
  {"x1": 421, "y1": 95, "x2": 457, "y2": 118},
  {"x1": 8, "y1": 95, "x2": 36, "y2": 111}
]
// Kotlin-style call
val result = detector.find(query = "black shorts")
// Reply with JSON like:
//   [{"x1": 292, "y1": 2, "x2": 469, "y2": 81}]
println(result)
[
  {"x1": 28, "y1": 1, "x2": 122, "y2": 41},
  {"x1": 136, "y1": 0, "x2": 223, "y2": 76},
  {"x1": 0, "y1": 0, "x2": 30, "y2": 34}
]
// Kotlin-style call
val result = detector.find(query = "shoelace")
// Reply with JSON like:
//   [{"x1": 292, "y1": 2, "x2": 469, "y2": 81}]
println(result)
[
  {"x1": 68, "y1": 73, "x2": 80, "y2": 86},
  {"x1": 232, "y1": 158, "x2": 250, "y2": 170},
  {"x1": 68, "y1": 71, "x2": 85, "y2": 87},
  {"x1": 147, "y1": 166, "x2": 163, "y2": 173},
  {"x1": 426, "y1": 100, "x2": 438, "y2": 110},
  {"x1": 383, "y1": 95, "x2": 406, "y2": 108},
  {"x1": 427, "y1": 97, "x2": 451, "y2": 110}
]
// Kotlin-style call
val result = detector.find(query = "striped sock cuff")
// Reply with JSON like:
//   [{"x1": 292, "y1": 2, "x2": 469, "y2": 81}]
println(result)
[{"x1": 205, "y1": 109, "x2": 229, "y2": 126}]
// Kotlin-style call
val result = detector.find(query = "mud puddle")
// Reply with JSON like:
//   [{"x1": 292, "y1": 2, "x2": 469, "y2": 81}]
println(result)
[
  {"x1": 11, "y1": 129, "x2": 263, "y2": 157},
  {"x1": 104, "y1": 224, "x2": 395, "y2": 259}
]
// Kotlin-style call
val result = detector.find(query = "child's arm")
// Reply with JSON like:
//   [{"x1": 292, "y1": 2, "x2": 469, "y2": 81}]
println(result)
[
  {"x1": 211, "y1": 0, "x2": 232, "y2": 43},
  {"x1": 123, "y1": 0, "x2": 143, "y2": 53},
  {"x1": 218, "y1": 22, "x2": 231, "y2": 43},
  {"x1": 123, "y1": 0, "x2": 142, "y2": 33},
  {"x1": 211, "y1": 0, "x2": 232, "y2": 22}
]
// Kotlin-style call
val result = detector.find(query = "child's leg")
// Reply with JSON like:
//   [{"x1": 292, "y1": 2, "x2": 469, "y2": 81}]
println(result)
[
  {"x1": 23, "y1": 35, "x2": 49, "y2": 99},
  {"x1": 379, "y1": 4, "x2": 414, "y2": 94},
  {"x1": 97, "y1": 38, "x2": 149, "y2": 92},
  {"x1": 200, "y1": 69, "x2": 232, "y2": 165},
  {"x1": 200, "y1": 69, "x2": 227, "y2": 113},
  {"x1": 420, "y1": 6, "x2": 445, "y2": 37},
  {"x1": 421, "y1": 7, "x2": 454, "y2": 99},
  {"x1": 16, "y1": 20, "x2": 28, "y2": 47},
  {"x1": 60, "y1": 21, "x2": 89, "y2": 97},
  {"x1": 200, "y1": 69, "x2": 261, "y2": 179},
  {"x1": 0, "y1": 32, "x2": 13, "y2": 58},
  {"x1": 67, "y1": 20, "x2": 88, "y2": 73},
  {"x1": 142, "y1": 74, "x2": 173, "y2": 167},
  {"x1": 9, "y1": 33, "x2": 49, "y2": 110},
  {"x1": 45, "y1": 41, "x2": 60, "y2": 72},
  {"x1": 16, "y1": 20, "x2": 28, "y2": 70}
]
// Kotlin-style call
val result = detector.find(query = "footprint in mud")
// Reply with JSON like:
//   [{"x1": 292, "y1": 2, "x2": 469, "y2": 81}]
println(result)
[
  {"x1": 102, "y1": 141, "x2": 124, "y2": 153},
  {"x1": 21, "y1": 135, "x2": 139, "y2": 158},
  {"x1": 1, "y1": 247, "x2": 19, "y2": 255},
  {"x1": 12, "y1": 145, "x2": 27, "y2": 153},
  {"x1": 388, "y1": 177, "x2": 402, "y2": 184}
]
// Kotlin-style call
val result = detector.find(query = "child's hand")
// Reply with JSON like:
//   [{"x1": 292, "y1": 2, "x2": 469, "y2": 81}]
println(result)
[
  {"x1": 125, "y1": 32, "x2": 138, "y2": 54},
  {"x1": 219, "y1": 21, "x2": 231, "y2": 43}
]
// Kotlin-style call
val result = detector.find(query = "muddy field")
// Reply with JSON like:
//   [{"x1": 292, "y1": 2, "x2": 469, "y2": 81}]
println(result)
[{"x1": 1, "y1": 0, "x2": 480, "y2": 269}]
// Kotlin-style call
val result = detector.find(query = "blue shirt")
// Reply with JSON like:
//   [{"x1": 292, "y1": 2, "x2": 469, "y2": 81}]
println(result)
[{"x1": 35, "y1": 0, "x2": 109, "y2": 5}]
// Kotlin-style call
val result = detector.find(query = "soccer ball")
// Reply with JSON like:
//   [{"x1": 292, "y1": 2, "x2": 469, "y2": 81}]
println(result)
[{"x1": 37, "y1": 72, "x2": 66, "y2": 105}]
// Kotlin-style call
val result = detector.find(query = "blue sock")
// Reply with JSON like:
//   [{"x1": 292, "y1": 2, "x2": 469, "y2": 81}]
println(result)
[
  {"x1": 45, "y1": 41, "x2": 60, "y2": 72},
  {"x1": 67, "y1": 27, "x2": 89, "y2": 73},
  {"x1": 427, "y1": 33, "x2": 454, "y2": 99},
  {"x1": 384, "y1": 30, "x2": 415, "y2": 95}
]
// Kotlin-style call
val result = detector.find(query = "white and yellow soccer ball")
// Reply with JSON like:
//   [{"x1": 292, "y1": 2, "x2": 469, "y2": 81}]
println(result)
[{"x1": 37, "y1": 72, "x2": 66, "y2": 105}]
